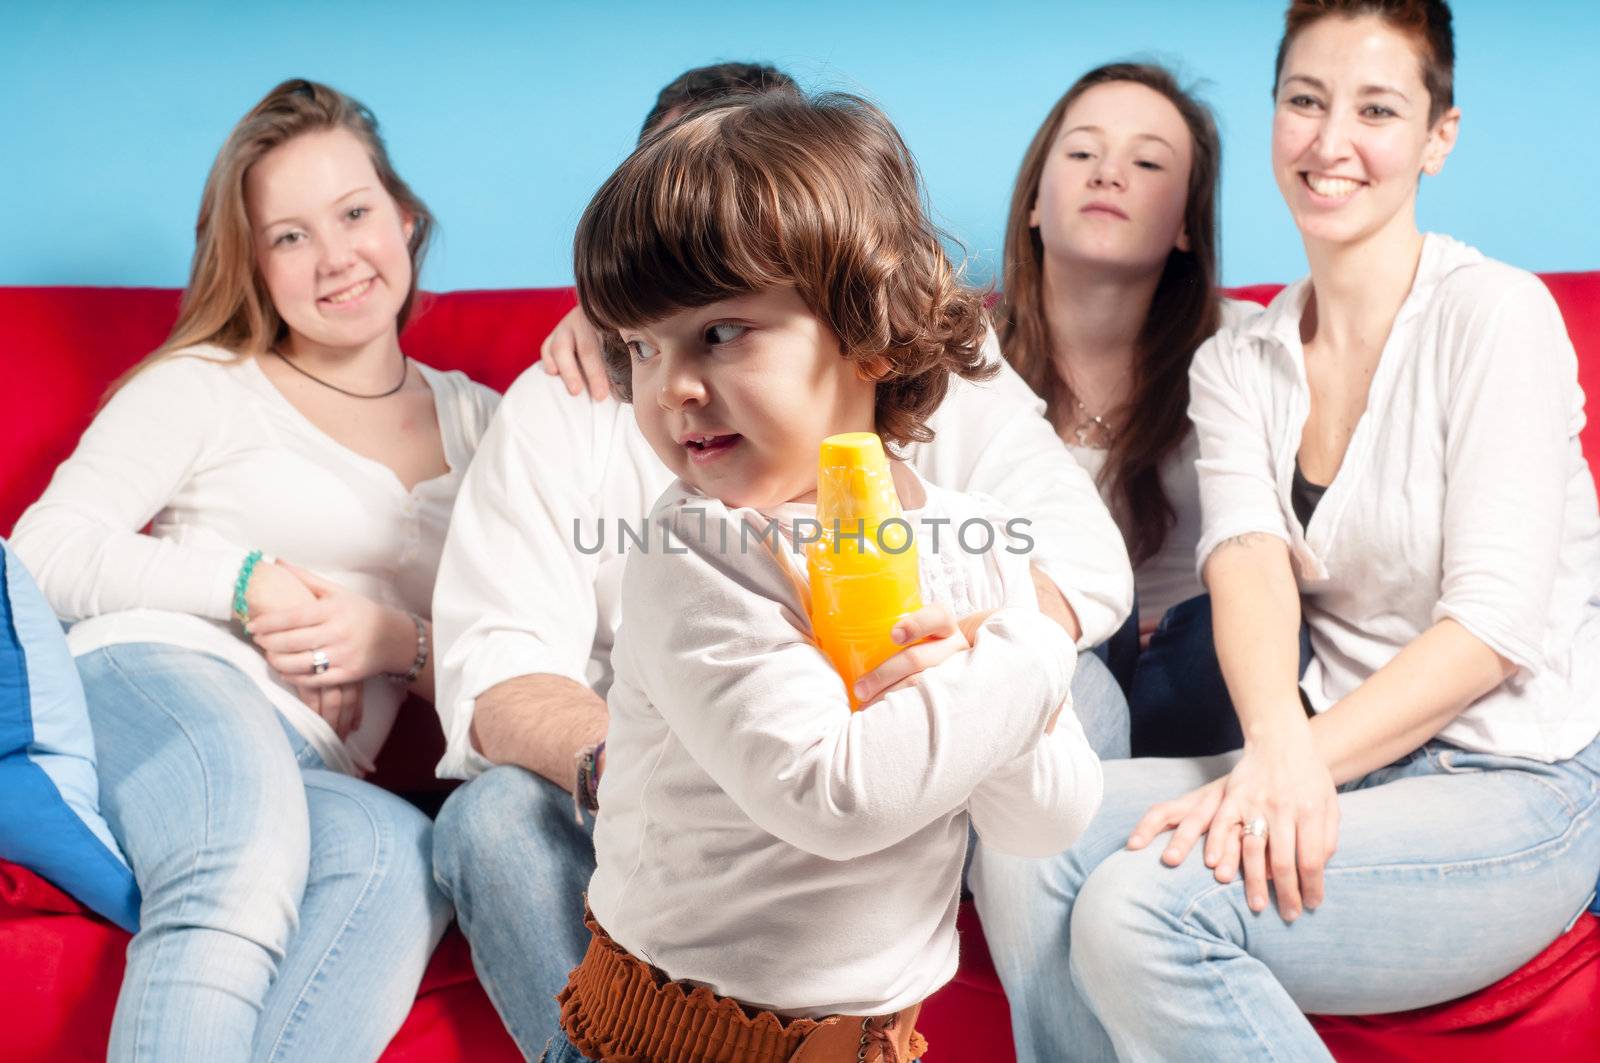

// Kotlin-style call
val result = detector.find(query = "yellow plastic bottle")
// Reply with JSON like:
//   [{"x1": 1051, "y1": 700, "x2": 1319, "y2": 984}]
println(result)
[{"x1": 807, "y1": 432, "x2": 922, "y2": 710}]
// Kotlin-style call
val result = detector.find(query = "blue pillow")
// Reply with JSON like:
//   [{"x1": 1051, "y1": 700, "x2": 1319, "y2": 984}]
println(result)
[{"x1": 0, "y1": 538, "x2": 139, "y2": 930}]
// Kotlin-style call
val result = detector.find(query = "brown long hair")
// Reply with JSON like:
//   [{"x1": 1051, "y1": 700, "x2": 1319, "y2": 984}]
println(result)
[
  {"x1": 111, "y1": 78, "x2": 434, "y2": 395},
  {"x1": 575, "y1": 91, "x2": 992, "y2": 449},
  {"x1": 996, "y1": 63, "x2": 1221, "y2": 567}
]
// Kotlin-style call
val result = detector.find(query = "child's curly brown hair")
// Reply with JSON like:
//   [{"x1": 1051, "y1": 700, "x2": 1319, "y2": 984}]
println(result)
[{"x1": 573, "y1": 91, "x2": 993, "y2": 448}]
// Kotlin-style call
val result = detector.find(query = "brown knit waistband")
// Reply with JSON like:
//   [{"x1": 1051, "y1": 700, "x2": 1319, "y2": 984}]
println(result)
[{"x1": 556, "y1": 911, "x2": 928, "y2": 1063}]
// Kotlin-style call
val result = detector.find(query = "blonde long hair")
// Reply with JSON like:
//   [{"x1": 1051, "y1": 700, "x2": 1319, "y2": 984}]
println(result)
[{"x1": 112, "y1": 78, "x2": 433, "y2": 395}]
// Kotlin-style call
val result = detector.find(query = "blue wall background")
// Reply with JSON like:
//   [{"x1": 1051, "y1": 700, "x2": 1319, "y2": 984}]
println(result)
[{"x1": 4, "y1": 1, "x2": 1596, "y2": 291}]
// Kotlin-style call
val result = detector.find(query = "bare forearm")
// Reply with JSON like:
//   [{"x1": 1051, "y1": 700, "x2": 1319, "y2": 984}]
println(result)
[
  {"x1": 1311, "y1": 618, "x2": 1515, "y2": 786},
  {"x1": 1030, "y1": 563, "x2": 1083, "y2": 644},
  {"x1": 468, "y1": 673, "x2": 608, "y2": 792},
  {"x1": 1205, "y1": 534, "x2": 1305, "y2": 742}
]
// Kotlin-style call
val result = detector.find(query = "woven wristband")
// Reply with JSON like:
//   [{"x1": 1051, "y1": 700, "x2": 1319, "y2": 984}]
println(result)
[
  {"x1": 385, "y1": 612, "x2": 429, "y2": 683},
  {"x1": 232, "y1": 550, "x2": 264, "y2": 625},
  {"x1": 573, "y1": 740, "x2": 605, "y2": 824}
]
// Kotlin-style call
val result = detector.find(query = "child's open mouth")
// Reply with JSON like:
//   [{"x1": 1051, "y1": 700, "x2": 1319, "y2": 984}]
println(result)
[{"x1": 683, "y1": 433, "x2": 741, "y2": 464}]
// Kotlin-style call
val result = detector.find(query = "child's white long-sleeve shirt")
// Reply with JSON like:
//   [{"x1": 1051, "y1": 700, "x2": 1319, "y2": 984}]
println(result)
[{"x1": 588, "y1": 473, "x2": 1103, "y2": 1019}]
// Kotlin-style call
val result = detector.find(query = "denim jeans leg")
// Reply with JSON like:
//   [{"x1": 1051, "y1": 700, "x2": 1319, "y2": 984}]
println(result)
[
  {"x1": 78, "y1": 644, "x2": 312, "y2": 1063},
  {"x1": 970, "y1": 754, "x2": 1236, "y2": 1063},
  {"x1": 1069, "y1": 649, "x2": 1130, "y2": 762},
  {"x1": 978, "y1": 738, "x2": 1600, "y2": 1062},
  {"x1": 434, "y1": 765, "x2": 597, "y2": 1056},
  {"x1": 535, "y1": 1028, "x2": 591, "y2": 1063},
  {"x1": 253, "y1": 767, "x2": 453, "y2": 1063}
]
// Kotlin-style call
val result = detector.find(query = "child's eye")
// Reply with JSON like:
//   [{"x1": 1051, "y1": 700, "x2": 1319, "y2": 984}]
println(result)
[
  {"x1": 625, "y1": 338, "x2": 657, "y2": 363},
  {"x1": 347, "y1": 206, "x2": 369, "y2": 221},
  {"x1": 1135, "y1": 160, "x2": 1164, "y2": 171},
  {"x1": 1066, "y1": 150, "x2": 1093, "y2": 161},
  {"x1": 705, "y1": 323, "x2": 747, "y2": 345},
  {"x1": 273, "y1": 231, "x2": 304, "y2": 247}
]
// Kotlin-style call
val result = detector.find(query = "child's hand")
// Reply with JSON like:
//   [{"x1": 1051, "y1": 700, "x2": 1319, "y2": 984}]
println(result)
[{"x1": 852, "y1": 604, "x2": 994, "y2": 707}]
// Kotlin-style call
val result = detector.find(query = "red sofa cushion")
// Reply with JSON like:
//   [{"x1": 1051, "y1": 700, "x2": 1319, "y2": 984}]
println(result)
[
  {"x1": 3, "y1": 275, "x2": 1598, "y2": 1061},
  {"x1": 0, "y1": 861, "x2": 519, "y2": 1063}
]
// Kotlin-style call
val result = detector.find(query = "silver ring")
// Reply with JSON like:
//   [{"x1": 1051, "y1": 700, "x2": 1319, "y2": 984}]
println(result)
[
  {"x1": 310, "y1": 648, "x2": 330, "y2": 675},
  {"x1": 1243, "y1": 817, "x2": 1269, "y2": 840}
]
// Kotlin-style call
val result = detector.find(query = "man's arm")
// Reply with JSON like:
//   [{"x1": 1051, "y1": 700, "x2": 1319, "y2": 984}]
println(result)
[
  {"x1": 470, "y1": 674, "x2": 607, "y2": 791},
  {"x1": 433, "y1": 369, "x2": 662, "y2": 781}
]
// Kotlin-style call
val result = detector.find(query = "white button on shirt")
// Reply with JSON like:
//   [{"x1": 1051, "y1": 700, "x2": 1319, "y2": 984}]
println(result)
[{"x1": 1189, "y1": 234, "x2": 1600, "y2": 761}]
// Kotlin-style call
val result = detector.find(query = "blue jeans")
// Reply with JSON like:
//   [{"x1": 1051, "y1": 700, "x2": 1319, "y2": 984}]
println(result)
[
  {"x1": 1125, "y1": 594, "x2": 1313, "y2": 758},
  {"x1": 433, "y1": 762, "x2": 597, "y2": 1055},
  {"x1": 970, "y1": 734, "x2": 1600, "y2": 1062},
  {"x1": 78, "y1": 644, "x2": 452, "y2": 1063},
  {"x1": 537, "y1": 1029, "x2": 589, "y2": 1063},
  {"x1": 434, "y1": 652, "x2": 1130, "y2": 1058}
]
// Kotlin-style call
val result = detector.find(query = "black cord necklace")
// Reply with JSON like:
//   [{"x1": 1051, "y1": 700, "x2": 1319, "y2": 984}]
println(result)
[{"x1": 273, "y1": 350, "x2": 408, "y2": 399}]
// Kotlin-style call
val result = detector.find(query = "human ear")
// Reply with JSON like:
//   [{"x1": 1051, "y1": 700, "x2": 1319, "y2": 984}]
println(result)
[
  {"x1": 1175, "y1": 221, "x2": 1191, "y2": 253},
  {"x1": 1422, "y1": 107, "x2": 1461, "y2": 177}
]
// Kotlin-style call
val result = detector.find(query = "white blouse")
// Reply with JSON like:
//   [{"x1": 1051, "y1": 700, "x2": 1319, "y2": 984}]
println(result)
[
  {"x1": 589, "y1": 473, "x2": 1102, "y2": 1018},
  {"x1": 13, "y1": 347, "x2": 499, "y2": 774},
  {"x1": 1189, "y1": 234, "x2": 1600, "y2": 762},
  {"x1": 1063, "y1": 298, "x2": 1261, "y2": 623},
  {"x1": 1067, "y1": 434, "x2": 1202, "y2": 623}
]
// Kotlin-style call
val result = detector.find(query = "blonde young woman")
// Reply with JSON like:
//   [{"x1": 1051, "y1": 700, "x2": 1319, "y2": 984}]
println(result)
[
  {"x1": 14, "y1": 80, "x2": 496, "y2": 1061},
  {"x1": 972, "y1": 2, "x2": 1600, "y2": 1059}
]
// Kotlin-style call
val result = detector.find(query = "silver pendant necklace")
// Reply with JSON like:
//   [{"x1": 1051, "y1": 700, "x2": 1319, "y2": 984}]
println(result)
[{"x1": 1070, "y1": 395, "x2": 1117, "y2": 447}]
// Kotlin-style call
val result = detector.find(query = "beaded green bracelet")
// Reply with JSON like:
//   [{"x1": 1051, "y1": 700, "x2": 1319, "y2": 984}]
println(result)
[{"x1": 232, "y1": 550, "x2": 264, "y2": 625}]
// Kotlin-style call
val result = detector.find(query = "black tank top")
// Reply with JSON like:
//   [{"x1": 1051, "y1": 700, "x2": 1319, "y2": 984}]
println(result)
[{"x1": 1292, "y1": 462, "x2": 1328, "y2": 529}]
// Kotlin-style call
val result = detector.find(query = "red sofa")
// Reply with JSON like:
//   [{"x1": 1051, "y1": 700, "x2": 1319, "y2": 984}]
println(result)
[{"x1": 3, "y1": 278, "x2": 1598, "y2": 1062}]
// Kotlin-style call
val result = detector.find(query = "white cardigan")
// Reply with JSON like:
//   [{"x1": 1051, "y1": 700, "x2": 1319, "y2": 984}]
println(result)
[
  {"x1": 13, "y1": 347, "x2": 499, "y2": 773},
  {"x1": 1189, "y1": 234, "x2": 1600, "y2": 761},
  {"x1": 589, "y1": 474, "x2": 1102, "y2": 1018}
]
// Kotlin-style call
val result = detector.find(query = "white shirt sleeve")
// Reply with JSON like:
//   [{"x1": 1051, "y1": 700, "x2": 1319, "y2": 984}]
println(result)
[
  {"x1": 962, "y1": 536, "x2": 1103, "y2": 857},
  {"x1": 1189, "y1": 331, "x2": 1293, "y2": 578},
  {"x1": 621, "y1": 497, "x2": 1082, "y2": 863},
  {"x1": 11, "y1": 353, "x2": 246, "y2": 621},
  {"x1": 431, "y1": 369, "x2": 654, "y2": 779},
  {"x1": 1431, "y1": 271, "x2": 1577, "y2": 672},
  {"x1": 913, "y1": 332, "x2": 1134, "y2": 647},
  {"x1": 965, "y1": 713, "x2": 1104, "y2": 858}
]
